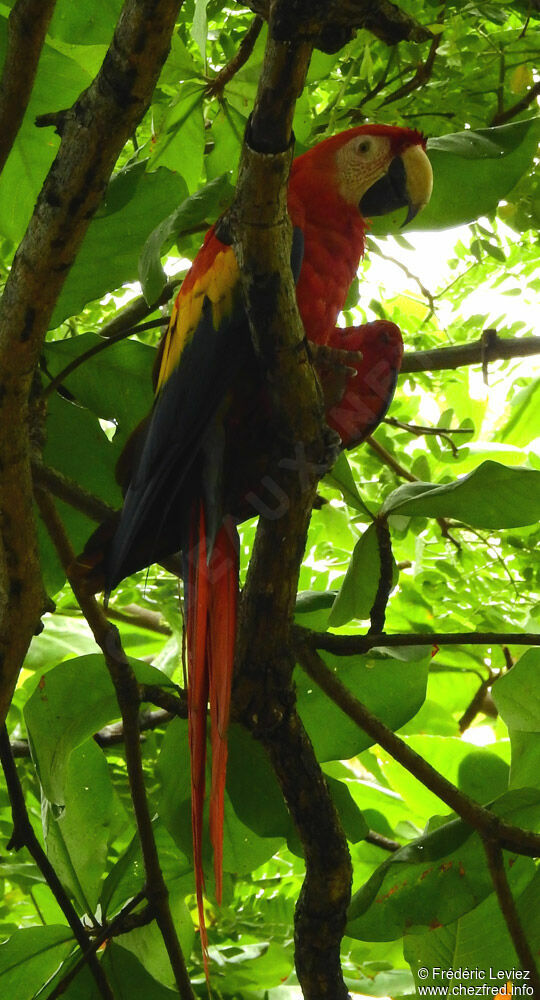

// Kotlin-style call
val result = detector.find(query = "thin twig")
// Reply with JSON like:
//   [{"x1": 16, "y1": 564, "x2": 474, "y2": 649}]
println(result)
[
  {"x1": 490, "y1": 78, "x2": 540, "y2": 126},
  {"x1": 206, "y1": 16, "x2": 263, "y2": 96},
  {"x1": 365, "y1": 830, "x2": 400, "y2": 852},
  {"x1": 380, "y1": 21, "x2": 443, "y2": 106},
  {"x1": 0, "y1": 725, "x2": 115, "y2": 1000},
  {"x1": 296, "y1": 645, "x2": 540, "y2": 858},
  {"x1": 458, "y1": 672, "x2": 497, "y2": 733},
  {"x1": 369, "y1": 242, "x2": 435, "y2": 313},
  {"x1": 41, "y1": 318, "x2": 167, "y2": 401},
  {"x1": 483, "y1": 839, "x2": 540, "y2": 990},
  {"x1": 34, "y1": 486, "x2": 196, "y2": 1000},
  {"x1": 46, "y1": 890, "x2": 150, "y2": 1000},
  {"x1": 366, "y1": 436, "x2": 460, "y2": 548}
]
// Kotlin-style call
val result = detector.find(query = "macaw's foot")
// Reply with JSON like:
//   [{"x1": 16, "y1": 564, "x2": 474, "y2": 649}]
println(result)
[{"x1": 309, "y1": 342, "x2": 364, "y2": 408}]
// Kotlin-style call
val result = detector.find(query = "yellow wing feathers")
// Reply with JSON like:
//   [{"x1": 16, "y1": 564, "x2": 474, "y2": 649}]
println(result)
[{"x1": 156, "y1": 238, "x2": 239, "y2": 392}]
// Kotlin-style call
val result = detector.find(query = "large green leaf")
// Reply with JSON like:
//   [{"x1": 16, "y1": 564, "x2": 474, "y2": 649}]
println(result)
[
  {"x1": 149, "y1": 82, "x2": 206, "y2": 191},
  {"x1": 0, "y1": 926, "x2": 74, "y2": 1000},
  {"x1": 38, "y1": 392, "x2": 122, "y2": 594},
  {"x1": 48, "y1": 0, "x2": 123, "y2": 43},
  {"x1": 44, "y1": 334, "x2": 155, "y2": 443},
  {"x1": 329, "y1": 523, "x2": 398, "y2": 627},
  {"x1": 348, "y1": 789, "x2": 540, "y2": 941},
  {"x1": 50, "y1": 163, "x2": 188, "y2": 326},
  {"x1": 404, "y1": 876, "x2": 539, "y2": 985},
  {"x1": 43, "y1": 740, "x2": 121, "y2": 912},
  {"x1": 24, "y1": 654, "x2": 177, "y2": 804},
  {"x1": 381, "y1": 461, "x2": 540, "y2": 528},
  {"x1": 102, "y1": 943, "x2": 180, "y2": 999},
  {"x1": 371, "y1": 119, "x2": 540, "y2": 234},
  {"x1": 295, "y1": 648, "x2": 430, "y2": 762},
  {"x1": 157, "y1": 719, "x2": 283, "y2": 881},
  {"x1": 0, "y1": 27, "x2": 93, "y2": 242},
  {"x1": 492, "y1": 650, "x2": 540, "y2": 791},
  {"x1": 138, "y1": 174, "x2": 235, "y2": 304}
]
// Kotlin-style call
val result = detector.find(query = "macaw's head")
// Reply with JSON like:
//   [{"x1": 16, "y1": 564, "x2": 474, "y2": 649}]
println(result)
[{"x1": 292, "y1": 124, "x2": 433, "y2": 226}]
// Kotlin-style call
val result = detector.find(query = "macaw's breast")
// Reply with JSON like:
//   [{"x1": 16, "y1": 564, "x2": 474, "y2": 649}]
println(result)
[{"x1": 290, "y1": 193, "x2": 366, "y2": 346}]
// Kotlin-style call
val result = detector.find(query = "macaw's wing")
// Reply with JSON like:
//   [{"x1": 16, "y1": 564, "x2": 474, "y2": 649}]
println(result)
[
  {"x1": 104, "y1": 230, "x2": 250, "y2": 592},
  {"x1": 323, "y1": 321, "x2": 404, "y2": 449}
]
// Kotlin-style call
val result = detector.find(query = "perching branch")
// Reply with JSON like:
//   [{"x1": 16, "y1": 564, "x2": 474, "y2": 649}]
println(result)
[
  {"x1": 0, "y1": 0, "x2": 183, "y2": 729},
  {"x1": 228, "y1": 5, "x2": 355, "y2": 996},
  {"x1": 0, "y1": 0, "x2": 57, "y2": 175},
  {"x1": 0, "y1": 725, "x2": 115, "y2": 1000},
  {"x1": 34, "y1": 486, "x2": 195, "y2": 1000}
]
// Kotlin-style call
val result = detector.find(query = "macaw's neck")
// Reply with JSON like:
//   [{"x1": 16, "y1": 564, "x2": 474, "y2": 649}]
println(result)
[{"x1": 288, "y1": 171, "x2": 366, "y2": 346}]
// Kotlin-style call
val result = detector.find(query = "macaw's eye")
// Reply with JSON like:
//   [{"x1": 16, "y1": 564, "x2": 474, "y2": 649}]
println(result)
[{"x1": 357, "y1": 139, "x2": 371, "y2": 154}]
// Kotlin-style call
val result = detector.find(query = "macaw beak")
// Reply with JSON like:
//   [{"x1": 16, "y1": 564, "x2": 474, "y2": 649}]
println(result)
[{"x1": 359, "y1": 144, "x2": 433, "y2": 225}]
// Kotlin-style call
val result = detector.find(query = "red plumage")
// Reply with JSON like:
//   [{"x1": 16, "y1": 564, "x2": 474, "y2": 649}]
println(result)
[{"x1": 78, "y1": 124, "x2": 431, "y2": 977}]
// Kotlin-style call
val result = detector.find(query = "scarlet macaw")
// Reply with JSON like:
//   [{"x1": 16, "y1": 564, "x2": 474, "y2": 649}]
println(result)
[{"x1": 82, "y1": 124, "x2": 432, "y2": 969}]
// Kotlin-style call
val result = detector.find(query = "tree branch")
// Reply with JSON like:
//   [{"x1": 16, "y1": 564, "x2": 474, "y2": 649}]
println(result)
[
  {"x1": 369, "y1": 516, "x2": 394, "y2": 633},
  {"x1": 483, "y1": 838, "x2": 540, "y2": 991},
  {"x1": 401, "y1": 333, "x2": 540, "y2": 373},
  {"x1": 238, "y1": 0, "x2": 432, "y2": 50},
  {"x1": 0, "y1": 0, "x2": 184, "y2": 729},
  {"x1": 206, "y1": 16, "x2": 263, "y2": 97},
  {"x1": 0, "y1": 0, "x2": 57, "y2": 175},
  {"x1": 0, "y1": 725, "x2": 115, "y2": 1000},
  {"x1": 296, "y1": 644, "x2": 540, "y2": 858},
  {"x1": 34, "y1": 486, "x2": 195, "y2": 1000},
  {"x1": 296, "y1": 627, "x2": 540, "y2": 656},
  {"x1": 490, "y1": 79, "x2": 540, "y2": 127},
  {"x1": 228, "y1": 5, "x2": 355, "y2": 996}
]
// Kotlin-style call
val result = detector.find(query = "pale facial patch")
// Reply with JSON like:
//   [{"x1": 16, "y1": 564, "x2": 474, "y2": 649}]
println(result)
[{"x1": 335, "y1": 134, "x2": 394, "y2": 205}]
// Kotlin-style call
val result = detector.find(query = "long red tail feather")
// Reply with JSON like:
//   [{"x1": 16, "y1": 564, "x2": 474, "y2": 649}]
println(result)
[
  {"x1": 186, "y1": 504, "x2": 210, "y2": 976},
  {"x1": 208, "y1": 519, "x2": 238, "y2": 904},
  {"x1": 186, "y1": 506, "x2": 238, "y2": 977}
]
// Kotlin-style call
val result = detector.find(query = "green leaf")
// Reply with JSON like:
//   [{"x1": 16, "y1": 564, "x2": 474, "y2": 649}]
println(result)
[
  {"x1": 149, "y1": 82, "x2": 206, "y2": 192},
  {"x1": 157, "y1": 720, "x2": 283, "y2": 881},
  {"x1": 0, "y1": 926, "x2": 74, "y2": 1000},
  {"x1": 329, "y1": 523, "x2": 396, "y2": 627},
  {"x1": 102, "y1": 943, "x2": 180, "y2": 999},
  {"x1": 404, "y1": 879, "x2": 536, "y2": 985},
  {"x1": 48, "y1": 1, "x2": 123, "y2": 43},
  {"x1": 43, "y1": 740, "x2": 120, "y2": 911},
  {"x1": 24, "y1": 654, "x2": 176, "y2": 804},
  {"x1": 43, "y1": 335, "x2": 155, "y2": 444},
  {"x1": 295, "y1": 649, "x2": 430, "y2": 762},
  {"x1": 138, "y1": 174, "x2": 235, "y2": 303},
  {"x1": 119, "y1": 890, "x2": 194, "y2": 988},
  {"x1": 192, "y1": 0, "x2": 211, "y2": 65},
  {"x1": 51, "y1": 164, "x2": 188, "y2": 326},
  {"x1": 371, "y1": 119, "x2": 540, "y2": 234},
  {"x1": 325, "y1": 452, "x2": 374, "y2": 515},
  {"x1": 500, "y1": 378, "x2": 540, "y2": 447},
  {"x1": 348, "y1": 789, "x2": 540, "y2": 941},
  {"x1": 381, "y1": 461, "x2": 540, "y2": 528},
  {"x1": 492, "y1": 649, "x2": 540, "y2": 733}
]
